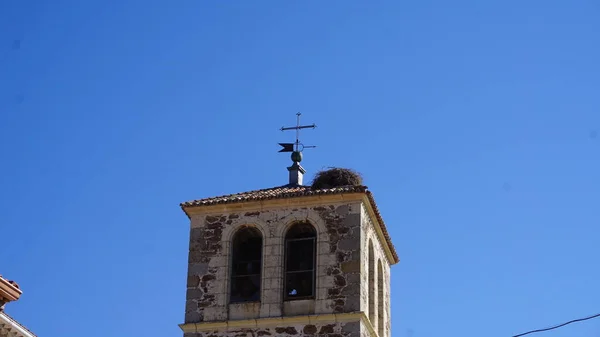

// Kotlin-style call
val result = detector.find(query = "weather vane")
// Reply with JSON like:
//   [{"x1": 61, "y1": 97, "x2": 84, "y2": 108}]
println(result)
[{"x1": 278, "y1": 112, "x2": 316, "y2": 157}]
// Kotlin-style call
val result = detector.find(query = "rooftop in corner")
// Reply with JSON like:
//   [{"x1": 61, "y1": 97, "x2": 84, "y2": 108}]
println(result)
[{"x1": 0, "y1": 274, "x2": 36, "y2": 337}]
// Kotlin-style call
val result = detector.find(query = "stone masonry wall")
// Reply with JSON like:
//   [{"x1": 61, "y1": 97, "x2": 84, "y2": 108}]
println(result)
[
  {"x1": 184, "y1": 201, "x2": 364, "y2": 324},
  {"x1": 183, "y1": 321, "x2": 371, "y2": 337},
  {"x1": 360, "y1": 204, "x2": 392, "y2": 337}
]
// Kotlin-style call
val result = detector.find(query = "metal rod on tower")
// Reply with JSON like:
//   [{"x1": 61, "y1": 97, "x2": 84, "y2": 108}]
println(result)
[{"x1": 296, "y1": 112, "x2": 300, "y2": 151}]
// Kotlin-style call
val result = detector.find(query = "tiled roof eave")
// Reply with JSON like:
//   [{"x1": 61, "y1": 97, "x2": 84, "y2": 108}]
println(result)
[
  {"x1": 365, "y1": 190, "x2": 399, "y2": 264},
  {"x1": 0, "y1": 277, "x2": 21, "y2": 303},
  {"x1": 180, "y1": 185, "x2": 399, "y2": 264},
  {"x1": 180, "y1": 185, "x2": 368, "y2": 208}
]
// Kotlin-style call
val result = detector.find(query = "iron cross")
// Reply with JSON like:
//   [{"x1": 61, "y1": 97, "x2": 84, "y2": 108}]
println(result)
[{"x1": 279, "y1": 112, "x2": 316, "y2": 152}]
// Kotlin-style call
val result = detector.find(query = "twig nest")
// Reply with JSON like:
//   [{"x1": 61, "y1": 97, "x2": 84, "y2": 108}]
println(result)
[{"x1": 311, "y1": 167, "x2": 363, "y2": 189}]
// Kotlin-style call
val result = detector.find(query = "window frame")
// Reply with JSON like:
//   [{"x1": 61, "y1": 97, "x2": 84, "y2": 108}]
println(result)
[
  {"x1": 283, "y1": 224, "x2": 317, "y2": 301},
  {"x1": 229, "y1": 226, "x2": 263, "y2": 304}
]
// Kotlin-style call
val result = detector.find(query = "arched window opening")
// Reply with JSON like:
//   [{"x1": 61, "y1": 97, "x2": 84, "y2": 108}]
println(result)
[
  {"x1": 377, "y1": 260, "x2": 385, "y2": 337},
  {"x1": 230, "y1": 226, "x2": 262, "y2": 303},
  {"x1": 284, "y1": 222, "x2": 317, "y2": 300},
  {"x1": 368, "y1": 240, "x2": 376, "y2": 327}
]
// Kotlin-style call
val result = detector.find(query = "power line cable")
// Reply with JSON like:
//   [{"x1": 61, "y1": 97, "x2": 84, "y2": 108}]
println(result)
[{"x1": 512, "y1": 312, "x2": 600, "y2": 337}]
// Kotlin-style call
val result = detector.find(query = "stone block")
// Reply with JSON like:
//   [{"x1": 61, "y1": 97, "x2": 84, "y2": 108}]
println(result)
[
  {"x1": 228, "y1": 302, "x2": 260, "y2": 320},
  {"x1": 340, "y1": 260, "x2": 360, "y2": 273},
  {"x1": 203, "y1": 306, "x2": 228, "y2": 322},
  {"x1": 283, "y1": 299, "x2": 315, "y2": 316}
]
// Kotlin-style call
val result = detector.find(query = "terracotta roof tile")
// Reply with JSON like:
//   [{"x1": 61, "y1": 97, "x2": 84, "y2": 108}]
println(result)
[
  {"x1": 181, "y1": 185, "x2": 368, "y2": 207},
  {"x1": 181, "y1": 185, "x2": 399, "y2": 264},
  {"x1": 0, "y1": 275, "x2": 22, "y2": 304}
]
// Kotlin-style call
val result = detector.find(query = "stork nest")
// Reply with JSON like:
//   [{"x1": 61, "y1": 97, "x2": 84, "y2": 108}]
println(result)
[{"x1": 311, "y1": 167, "x2": 363, "y2": 189}]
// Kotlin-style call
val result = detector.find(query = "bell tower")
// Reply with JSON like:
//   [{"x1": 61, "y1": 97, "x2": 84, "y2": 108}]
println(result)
[{"x1": 179, "y1": 116, "x2": 399, "y2": 337}]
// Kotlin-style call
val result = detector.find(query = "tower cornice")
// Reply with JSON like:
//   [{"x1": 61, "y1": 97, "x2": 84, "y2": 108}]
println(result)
[
  {"x1": 179, "y1": 311, "x2": 377, "y2": 336},
  {"x1": 181, "y1": 186, "x2": 399, "y2": 264}
]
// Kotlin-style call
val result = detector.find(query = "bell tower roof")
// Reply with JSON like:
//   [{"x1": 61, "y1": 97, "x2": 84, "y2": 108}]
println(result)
[{"x1": 181, "y1": 184, "x2": 399, "y2": 264}]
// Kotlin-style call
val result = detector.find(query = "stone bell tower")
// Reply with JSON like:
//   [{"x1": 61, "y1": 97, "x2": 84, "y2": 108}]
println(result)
[{"x1": 179, "y1": 117, "x2": 398, "y2": 337}]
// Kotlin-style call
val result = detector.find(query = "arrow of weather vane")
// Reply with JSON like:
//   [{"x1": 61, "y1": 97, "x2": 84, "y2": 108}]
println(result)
[{"x1": 278, "y1": 143, "x2": 295, "y2": 152}]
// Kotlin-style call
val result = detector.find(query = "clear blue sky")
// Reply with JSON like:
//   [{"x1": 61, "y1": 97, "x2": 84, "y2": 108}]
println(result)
[{"x1": 1, "y1": 1, "x2": 599, "y2": 337}]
